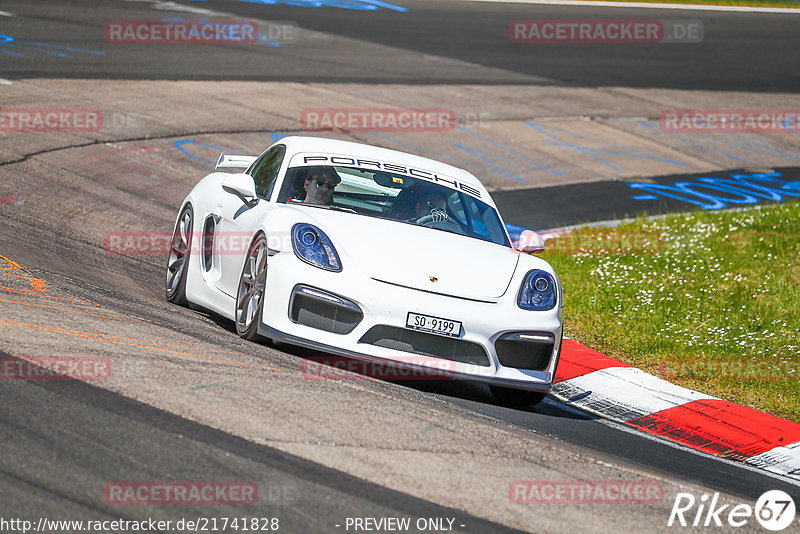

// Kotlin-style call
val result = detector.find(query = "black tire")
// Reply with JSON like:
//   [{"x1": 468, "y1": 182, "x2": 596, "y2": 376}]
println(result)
[
  {"x1": 165, "y1": 204, "x2": 193, "y2": 306},
  {"x1": 235, "y1": 234, "x2": 268, "y2": 341},
  {"x1": 489, "y1": 385, "x2": 548, "y2": 407}
]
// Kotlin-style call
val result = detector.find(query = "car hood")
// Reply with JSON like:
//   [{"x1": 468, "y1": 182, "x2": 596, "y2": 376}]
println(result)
[{"x1": 285, "y1": 206, "x2": 519, "y2": 300}]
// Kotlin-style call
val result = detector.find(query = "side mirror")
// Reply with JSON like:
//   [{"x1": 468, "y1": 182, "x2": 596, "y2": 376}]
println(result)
[
  {"x1": 222, "y1": 173, "x2": 258, "y2": 206},
  {"x1": 516, "y1": 229, "x2": 545, "y2": 254}
]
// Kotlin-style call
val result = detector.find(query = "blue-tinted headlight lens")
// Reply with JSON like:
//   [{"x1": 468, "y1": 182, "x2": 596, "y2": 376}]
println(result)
[
  {"x1": 291, "y1": 223, "x2": 342, "y2": 272},
  {"x1": 518, "y1": 270, "x2": 556, "y2": 311}
]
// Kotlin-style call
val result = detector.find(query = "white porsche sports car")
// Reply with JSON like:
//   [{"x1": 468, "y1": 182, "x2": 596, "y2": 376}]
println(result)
[{"x1": 166, "y1": 136, "x2": 563, "y2": 406}]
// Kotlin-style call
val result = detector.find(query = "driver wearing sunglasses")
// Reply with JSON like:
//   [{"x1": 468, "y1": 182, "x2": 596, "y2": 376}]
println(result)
[{"x1": 303, "y1": 167, "x2": 341, "y2": 205}]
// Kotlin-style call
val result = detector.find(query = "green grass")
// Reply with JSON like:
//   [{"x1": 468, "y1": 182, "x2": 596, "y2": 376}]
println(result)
[
  {"x1": 543, "y1": 201, "x2": 800, "y2": 422},
  {"x1": 577, "y1": 0, "x2": 800, "y2": 8}
]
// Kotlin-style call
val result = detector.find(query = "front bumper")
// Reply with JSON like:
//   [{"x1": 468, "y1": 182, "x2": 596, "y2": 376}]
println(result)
[{"x1": 259, "y1": 252, "x2": 562, "y2": 392}]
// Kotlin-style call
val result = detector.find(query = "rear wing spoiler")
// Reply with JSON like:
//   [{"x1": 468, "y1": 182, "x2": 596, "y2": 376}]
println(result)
[{"x1": 216, "y1": 153, "x2": 257, "y2": 170}]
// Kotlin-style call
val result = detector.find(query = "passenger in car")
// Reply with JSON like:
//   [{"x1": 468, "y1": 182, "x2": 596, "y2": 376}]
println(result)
[{"x1": 302, "y1": 167, "x2": 341, "y2": 205}]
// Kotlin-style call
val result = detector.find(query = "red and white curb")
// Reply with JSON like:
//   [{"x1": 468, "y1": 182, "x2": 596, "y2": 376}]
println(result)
[{"x1": 553, "y1": 338, "x2": 800, "y2": 481}]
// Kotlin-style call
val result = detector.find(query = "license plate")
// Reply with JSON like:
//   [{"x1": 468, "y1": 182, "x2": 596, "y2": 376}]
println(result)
[{"x1": 406, "y1": 312, "x2": 462, "y2": 337}]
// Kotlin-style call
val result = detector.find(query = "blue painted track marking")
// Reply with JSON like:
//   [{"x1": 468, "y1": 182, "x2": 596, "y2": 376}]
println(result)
[
  {"x1": 174, "y1": 140, "x2": 243, "y2": 166},
  {"x1": 630, "y1": 171, "x2": 800, "y2": 210},
  {"x1": 458, "y1": 126, "x2": 563, "y2": 178},
  {"x1": 526, "y1": 122, "x2": 689, "y2": 174},
  {"x1": 638, "y1": 121, "x2": 742, "y2": 162},
  {"x1": 0, "y1": 33, "x2": 104, "y2": 57},
  {"x1": 454, "y1": 144, "x2": 527, "y2": 183},
  {"x1": 367, "y1": 132, "x2": 484, "y2": 170},
  {"x1": 723, "y1": 133, "x2": 800, "y2": 163}
]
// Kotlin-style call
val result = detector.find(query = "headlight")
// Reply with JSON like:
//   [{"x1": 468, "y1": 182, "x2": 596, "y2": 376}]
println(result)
[
  {"x1": 291, "y1": 223, "x2": 342, "y2": 272},
  {"x1": 518, "y1": 270, "x2": 556, "y2": 311}
]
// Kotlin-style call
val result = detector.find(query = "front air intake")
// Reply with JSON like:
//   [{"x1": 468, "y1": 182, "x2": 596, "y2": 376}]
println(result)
[
  {"x1": 289, "y1": 285, "x2": 362, "y2": 335},
  {"x1": 359, "y1": 326, "x2": 490, "y2": 367},
  {"x1": 495, "y1": 332, "x2": 554, "y2": 371}
]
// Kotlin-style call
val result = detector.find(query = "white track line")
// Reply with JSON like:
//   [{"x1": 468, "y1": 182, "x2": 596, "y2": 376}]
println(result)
[{"x1": 462, "y1": 0, "x2": 800, "y2": 14}]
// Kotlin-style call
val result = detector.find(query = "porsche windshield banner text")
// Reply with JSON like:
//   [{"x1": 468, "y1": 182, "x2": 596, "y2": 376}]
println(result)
[{"x1": 298, "y1": 155, "x2": 483, "y2": 199}]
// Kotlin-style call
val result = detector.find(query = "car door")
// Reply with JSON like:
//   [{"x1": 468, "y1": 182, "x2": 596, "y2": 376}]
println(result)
[{"x1": 214, "y1": 144, "x2": 286, "y2": 297}]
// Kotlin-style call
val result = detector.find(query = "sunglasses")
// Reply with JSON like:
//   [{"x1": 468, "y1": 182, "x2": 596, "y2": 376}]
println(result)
[{"x1": 311, "y1": 177, "x2": 337, "y2": 189}]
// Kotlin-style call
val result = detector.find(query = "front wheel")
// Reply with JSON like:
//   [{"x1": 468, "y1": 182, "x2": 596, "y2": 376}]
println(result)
[
  {"x1": 235, "y1": 234, "x2": 268, "y2": 341},
  {"x1": 489, "y1": 385, "x2": 548, "y2": 407},
  {"x1": 166, "y1": 204, "x2": 193, "y2": 306}
]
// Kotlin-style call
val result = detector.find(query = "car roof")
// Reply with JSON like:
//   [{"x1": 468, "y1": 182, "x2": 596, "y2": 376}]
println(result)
[{"x1": 275, "y1": 135, "x2": 489, "y2": 194}]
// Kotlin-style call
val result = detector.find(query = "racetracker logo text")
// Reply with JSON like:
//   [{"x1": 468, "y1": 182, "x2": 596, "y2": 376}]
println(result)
[
  {"x1": 300, "y1": 108, "x2": 456, "y2": 132},
  {"x1": 0, "y1": 356, "x2": 111, "y2": 381},
  {"x1": 661, "y1": 110, "x2": 800, "y2": 133},
  {"x1": 0, "y1": 109, "x2": 102, "y2": 132},
  {"x1": 509, "y1": 480, "x2": 663, "y2": 504},
  {"x1": 510, "y1": 19, "x2": 703, "y2": 43},
  {"x1": 542, "y1": 230, "x2": 666, "y2": 255},
  {"x1": 103, "y1": 231, "x2": 292, "y2": 256},
  {"x1": 104, "y1": 482, "x2": 258, "y2": 505},
  {"x1": 301, "y1": 355, "x2": 458, "y2": 381},
  {"x1": 104, "y1": 20, "x2": 258, "y2": 44}
]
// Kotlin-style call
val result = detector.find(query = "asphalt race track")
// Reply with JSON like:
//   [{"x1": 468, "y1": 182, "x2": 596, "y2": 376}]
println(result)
[
  {"x1": 1, "y1": 1, "x2": 800, "y2": 533},
  {"x1": 3, "y1": 0, "x2": 800, "y2": 90}
]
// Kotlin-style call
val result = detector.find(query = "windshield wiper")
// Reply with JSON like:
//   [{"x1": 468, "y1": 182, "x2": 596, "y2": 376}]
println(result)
[
  {"x1": 328, "y1": 205, "x2": 357, "y2": 214},
  {"x1": 296, "y1": 203, "x2": 356, "y2": 214}
]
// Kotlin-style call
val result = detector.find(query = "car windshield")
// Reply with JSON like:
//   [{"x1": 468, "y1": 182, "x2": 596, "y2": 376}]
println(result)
[{"x1": 277, "y1": 164, "x2": 510, "y2": 247}]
